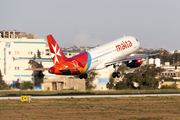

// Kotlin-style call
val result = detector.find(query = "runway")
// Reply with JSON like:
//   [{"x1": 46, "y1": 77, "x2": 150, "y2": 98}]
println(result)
[{"x1": 0, "y1": 92, "x2": 180, "y2": 100}]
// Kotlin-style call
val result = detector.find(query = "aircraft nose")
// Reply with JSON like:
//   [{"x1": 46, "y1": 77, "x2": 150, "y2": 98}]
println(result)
[
  {"x1": 137, "y1": 41, "x2": 140, "y2": 48},
  {"x1": 135, "y1": 39, "x2": 140, "y2": 48}
]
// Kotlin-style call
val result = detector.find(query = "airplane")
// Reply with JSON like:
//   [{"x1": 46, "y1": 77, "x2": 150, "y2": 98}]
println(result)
[{"x1": 17, "y1": 35, "x2": 163, "y2": 79}]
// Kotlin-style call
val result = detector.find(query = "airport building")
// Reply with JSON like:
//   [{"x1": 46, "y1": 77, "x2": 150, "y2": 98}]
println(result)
[
  {"x1": 0, "y1": 30, "x2": 86, "y2": 91},
  {"x1": 0, "y1": 30, "x2": 54, "y2": 85},
  {"x1": 161, "y1": 62, "x2": 180, "y2": 78}
]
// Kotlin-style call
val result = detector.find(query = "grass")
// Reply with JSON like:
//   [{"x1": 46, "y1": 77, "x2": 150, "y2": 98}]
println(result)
[
  {"x1": 0, "y1": 96, "x2": 180, "y2": 120},
  {"x1": 0, "y1": 89, "x2": 180, "y2": 96}
]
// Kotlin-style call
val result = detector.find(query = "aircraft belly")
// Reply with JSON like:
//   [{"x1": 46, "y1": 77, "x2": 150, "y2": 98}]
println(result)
[
  {"x1": 91, "y1": 54, "x2": 112, "y2": 70},
  {"x1": 95, "y1": 62, "x2": 106, "y2": 70}
]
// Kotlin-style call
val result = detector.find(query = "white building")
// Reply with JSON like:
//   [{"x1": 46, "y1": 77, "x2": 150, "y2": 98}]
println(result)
[
  {"x1": 154, "y1": 58, "x2": 161, "y2": 67},
  {"x1": 148, "y1": 58, "x2": 161, "y2": 67},
  {"x1": 93, "y1": 65, "x2": 114, "y2": 91},
  {"x1": 0, "y1": 31, "x2": 54, "y2": 85},
  {"x1": 149, "y1": 58, "x2": 154, "y2": 64}
]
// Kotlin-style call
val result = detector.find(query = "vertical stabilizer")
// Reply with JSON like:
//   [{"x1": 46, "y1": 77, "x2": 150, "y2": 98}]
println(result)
[{"x1": 46, "y1": 35, "x2": 68, "y2": 65}]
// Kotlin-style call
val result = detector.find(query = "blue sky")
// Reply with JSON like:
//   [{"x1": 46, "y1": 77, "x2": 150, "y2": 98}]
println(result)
[{"x1": 1, "y1": 0, "x2": 180, "y2": 51}]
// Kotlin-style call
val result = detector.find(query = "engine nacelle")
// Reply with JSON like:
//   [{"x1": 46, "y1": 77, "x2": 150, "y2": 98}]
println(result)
[{"x1": 126, "y1": 58, "x2": 143, "y2": 68}]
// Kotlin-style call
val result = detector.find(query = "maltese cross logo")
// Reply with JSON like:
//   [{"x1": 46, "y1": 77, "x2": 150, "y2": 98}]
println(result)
[{"x1": 51, "y1": 44, "x2": 62, "y2": 64}]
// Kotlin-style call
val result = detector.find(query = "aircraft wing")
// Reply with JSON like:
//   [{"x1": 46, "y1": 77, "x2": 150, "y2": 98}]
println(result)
[
  {"x1": 14, "y1": 57, "x2": 52, "y2": 62},
  {"x1": 105, "y1": 52, "x2": 163, "y2": 66}
]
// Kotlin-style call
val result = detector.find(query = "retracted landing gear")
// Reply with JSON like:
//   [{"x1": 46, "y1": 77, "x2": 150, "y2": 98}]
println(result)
[
  {"x1": 112, "y1": 64, "x2": 120, "y2": 78},
  {"x1": 79, "y1": 73, "x2": 88, "y2": 79}
]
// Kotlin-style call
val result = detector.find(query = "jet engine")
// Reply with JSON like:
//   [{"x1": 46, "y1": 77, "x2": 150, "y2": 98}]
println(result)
[{"x1": 126, "y1": 58, "x2": 143, "y2": 68}]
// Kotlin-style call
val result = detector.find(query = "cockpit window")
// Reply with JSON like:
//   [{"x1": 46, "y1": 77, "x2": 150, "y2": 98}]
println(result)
[{"x1": 136, "y1": 39, "x2": 138, "y2": 42}]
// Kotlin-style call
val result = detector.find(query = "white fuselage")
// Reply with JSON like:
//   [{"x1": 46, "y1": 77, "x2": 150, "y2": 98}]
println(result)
[{"x1": 86, "y1": 36, "x2": 140, "y2": 72}]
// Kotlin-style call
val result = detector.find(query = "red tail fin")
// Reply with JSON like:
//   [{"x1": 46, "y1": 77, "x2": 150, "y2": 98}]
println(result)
[{"x1": 47, "y1": 35, "x2": 68, "y2": 65}]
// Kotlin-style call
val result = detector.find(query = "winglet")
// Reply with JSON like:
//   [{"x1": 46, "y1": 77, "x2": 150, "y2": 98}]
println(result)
[{"x1": 160, "y1": 51, "x2": 163, "y2": 56}]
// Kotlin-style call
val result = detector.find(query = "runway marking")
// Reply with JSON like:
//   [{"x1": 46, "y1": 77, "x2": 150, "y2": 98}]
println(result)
[{"x1": 0, "y1": 93, "x2": 180, "y2": 100}]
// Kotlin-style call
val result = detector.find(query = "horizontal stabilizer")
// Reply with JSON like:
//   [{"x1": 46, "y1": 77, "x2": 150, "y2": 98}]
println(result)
[
  {"x1": 25, "y1": 68, "x2": 49, "y2": 71},
  {"x1": 13, "y1": 57, "x2": 52, "y2": 62}
]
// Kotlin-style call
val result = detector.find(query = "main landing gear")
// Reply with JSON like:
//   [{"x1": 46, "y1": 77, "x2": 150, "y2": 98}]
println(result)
[
  {"x1": 112, "y1": 72, "x2": 120, "y2": 78},
  {"x1": 79, "y1": 73, "x2": 88, "y2": 79},
  {"x1": 112, "y1": 64, "x2": 120, "y2": 78}
]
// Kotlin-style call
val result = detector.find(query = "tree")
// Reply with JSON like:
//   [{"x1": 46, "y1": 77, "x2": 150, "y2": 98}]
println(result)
[
  {"x1": 34, "y1": 70, "x2": 44, "y2": 86},
  {"x1": 116, "y1": 65, "x2": 163, "y2": 90},
  {"x1": 20, "y1": 81, "x2": 33, "y2": 90},
  {"x1": 28, "y1": 50, "x2": 44, "y2": 87},
  {"x1": 107, "y1": 65, "x2": 128, "y2": 89},
  {"x1": 0, "y1": 70, "x2": 3, "y2": 84},
  {"x1": 0, "y1": 70, "x2": 9, "y2": 90},
  {"x1": 37, "y1": 49, "x2": 41, "y2": 58},
  {"x1": 116, "y1": 73, "x2": 142, "y2": 89},
  {"x1": 85, "y1": 71, "x2": 97, "y2": 90}
]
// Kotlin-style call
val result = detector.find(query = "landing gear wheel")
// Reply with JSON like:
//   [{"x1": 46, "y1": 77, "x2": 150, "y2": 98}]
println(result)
[
  {"x1": 84, "y1": 74, "x2": 87, "y2": 79},
  {"x1": 79, "y1": 75, "x2": 83, "y2": 79},
  {"x1": 117, "y1": 72, "x2": 120, "y2": 78},
  {"x1": 79, "y1": 74, "x2": 88, "y2": 79},
  {"x1": 112, "y1": 64, "x2": 121, "y2": 78},
  {"x1": 112, "y1": 72, "x2": 120, "y2": 78},
  {"x1": 112, "y1": 72, "x2": 117, "y2": 78}
]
